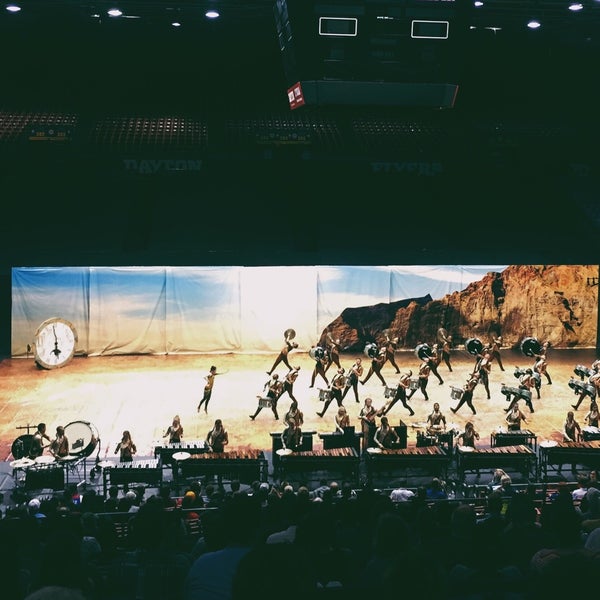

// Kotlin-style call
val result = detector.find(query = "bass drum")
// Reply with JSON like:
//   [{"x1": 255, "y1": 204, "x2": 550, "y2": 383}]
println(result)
[
  {"x1": 521, "y1": 337, "x2": 542, "y2": 357},
  {"x1": 464, "y1": 338, "x2": 483, "y2": 356},
  {"x1": 11, "y1": 434, "x2": 34, "y2": 460},
  {"x1": 415, "y1": 343, "x2": 432, "y2": 360},
  {"x1": 64, "y1": 421, "x2": 99, "y2": 458}
]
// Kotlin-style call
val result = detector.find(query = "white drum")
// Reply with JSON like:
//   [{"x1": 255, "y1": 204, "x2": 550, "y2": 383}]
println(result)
[
  {"x1": 35, "y1": 455, "x2": 55, "y2": 465},
  {"x1": 384, "y1": 386, "x2": 397, "y2": 399},
  {"x1": 64, "y1": 421, "x2": 100, "y2": 458},
  {"x1": 408, "y1": 379, "x2": 419, "y2": 391},
  {"x1": 318, "y1": 389, "x2": 331, "y2": 401},
  {"x1": 450, "y1": 386, "x2": 464, "y2": 400},
  {"x1": 172, "y1": 451, "x2": 191, "y2": 461},
  {"x1": 258, "y1": 397, "x2": 272, "y2": 408}
]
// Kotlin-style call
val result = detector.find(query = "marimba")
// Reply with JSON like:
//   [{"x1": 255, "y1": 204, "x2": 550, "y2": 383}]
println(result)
[
  {"x1": 277, "y1": 447, "x2": 360, "y2": 484},
  {"x1": 270, "y1": 431, "x2": 316, "y2": 472},
  {"x1": 154, "y1": 440, "x2": 207, "y2": 463},
  {"x1": 456, "y1": 445, "x2": 536, "y2": 481},
  {"x1": 365, "y1": 446, "x2": 450, "y2": 483},
  {"x1": 538, "y1": 440, "x2": 600, "y2": 479},
  {"x1": 180, "y1": 450, "x2": 268, "y2": 484},
  {"x1": 103, "y1": 459, "x2": 162, "y2": 494},
  {"x1": 319, "y1": 430, "x2": 363, "y2": 455},
  {"x1": 491, "y1": 429, "x2": 538, "y2": 452}
]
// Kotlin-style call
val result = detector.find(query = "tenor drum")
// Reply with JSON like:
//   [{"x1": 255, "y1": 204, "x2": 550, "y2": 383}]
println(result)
[
  {"x1": 584, "y1": 384, "x2": 597, "y2": 399},
  {"x1": 258, "y1": 397, "x2": 272, "y2": 408},
  {"x1": 501, "y1": 385, "x2": 520, "y2": 397},
  {"x1": 11, "y1": 434, "x2": 34, "y2": 460},
  {"x1": 318, "y1": 389, "x2": 331, "y2": 401},
  {"x1": 450, "y1": 386, "x2": 464, "y2": 400},
  {"x1": 519, "y1": 389, "x2": 532, "y2": 402},
  {"x1": 575, "y1": 364, "x2": 593, "y2": 379},
  {"x1": 384, "y1": 386, "x2": 397, "y2": 399},
  {"x1": 64, "y1": 421, "x2": 99, "y2": 458},
  {"x1": 568, "y1": 377, "x2": 584, "y2": 393}
]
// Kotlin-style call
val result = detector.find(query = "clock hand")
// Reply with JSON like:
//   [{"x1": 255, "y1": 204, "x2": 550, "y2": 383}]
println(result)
[{"x1": 51, "y1": 325, "x2": 62, "y2": 357}]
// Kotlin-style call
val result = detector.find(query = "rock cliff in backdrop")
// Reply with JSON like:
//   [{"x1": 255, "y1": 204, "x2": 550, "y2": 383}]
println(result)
[{"x1": 321, "y1": 265, "x2": 598, "y2": 352}]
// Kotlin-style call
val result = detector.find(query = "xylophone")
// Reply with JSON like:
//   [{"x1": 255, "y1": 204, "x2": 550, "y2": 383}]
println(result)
[
  {"x1": 538, "y1": 440, "x2": 600, "y2": 478},
  {"x1": 103, "y1": 458, "x2": 162, "y2": 494},
  {"x1": 180, "y1": 449, "x2": 267, "y2": 484},
  {"x1": 491, "y1": 430, "x2": 537, "y2": 452},
  {"x1": 154, "y1": 440, "x2": 207, "y2": 463},
  {"x1": 365, "y1": 446, "x2": 450, "y2": 482},
  {"x1": 278, "y1": 447, "x2": 360, "y2": 484},
  {"x1": 582, "y1": 426, "x2": 600, "y2": 442},
  {"x1": 456, "y1": 445, "x2": 535, "y2": 480}
]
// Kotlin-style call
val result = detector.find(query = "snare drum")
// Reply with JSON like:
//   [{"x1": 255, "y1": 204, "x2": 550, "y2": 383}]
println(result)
[
  {"x1": 384, "y1": 386, "x2": 397, "y2": 399},
  {"x1": 258, "y1": 397, "x2": 272, "y2": 408},
  {"x1": 450, "y1": 386, "x2": 464, "y2": 400},
  {"x1": 318, "y1": 389, "x2": 331, "y2": 401},
  {"x1": 408, "y1": 379, "x2": 419, "y2": 391}
]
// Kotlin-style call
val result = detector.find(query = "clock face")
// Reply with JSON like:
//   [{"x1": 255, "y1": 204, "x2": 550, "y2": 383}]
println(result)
[{"x1": 33, "y1": 317, "x2": 78, "y2": 370}]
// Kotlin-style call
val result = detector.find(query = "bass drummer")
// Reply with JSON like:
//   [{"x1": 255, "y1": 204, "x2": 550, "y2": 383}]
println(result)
[
  {"x1": 49, "y1": 425, "x2": 70, "y2": 459},
  {"x1": 29, "y1": 422, "x2": 51, "y2": 460}
]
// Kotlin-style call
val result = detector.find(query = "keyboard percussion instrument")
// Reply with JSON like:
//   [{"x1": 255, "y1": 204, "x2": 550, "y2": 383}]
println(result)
[
  {"x1": 180, "y1": 449, "x2": 267, "y2": 484},
  {"x1": 154, "y1": 440, "x2": 207, "y2": 463},
  {"x1": 103, "y1": 458, "x2": 163, "y2": 493},
  {"x1": 365, "y1": 446, "x2": 450, "y2": 483},
  {"x1": 456, "y1": 445, "x2": 536, "y2": 480},
  {"x1": 539, "y1": 440, "x2": 600, "y2": 478},
  {"x1": 277, "y1": 447, "x2": 360, "y2": 483},
  {"x1": 491, "y1": 429, "x2": 537, "y2": 451}
]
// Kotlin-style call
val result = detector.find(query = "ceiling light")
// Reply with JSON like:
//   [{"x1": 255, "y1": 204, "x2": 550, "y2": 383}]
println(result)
[
  {"x1": 107, "y1": 8, "x2": 122, "y2": 17},
  {"x1": 568, "y1": 3, "x2": 583, "y2": 10},
  {"x1": 205, "y1": 10, "x2": 220, "y2": 19},
  {"x1": 6, "y1": 4, "x2": 21, "y2": 11},
  {"x1": 527, "y1": 20, "x2": 541, "y2": 29}
]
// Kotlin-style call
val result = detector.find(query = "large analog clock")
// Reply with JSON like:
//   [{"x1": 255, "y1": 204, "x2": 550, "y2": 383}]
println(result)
[{"x1": 33, "y1": 317, "x2": 78, "y2": 369}]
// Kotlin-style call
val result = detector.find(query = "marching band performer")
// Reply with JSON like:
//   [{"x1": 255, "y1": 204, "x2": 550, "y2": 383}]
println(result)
[
  {"x1": 381, "y1": 371, "x2": 414, "y2": 417},
  {"x1": 359, "y1": 397, "x2": 378, "y2": 452},
  {"x1": 342, "y1": 357, "x2": 363, "y2": 403},
  {"x1": 250, "y1": 373, "x2": 284, "y2": 421},
  {"x1": 309, "y1": 345, "x2": 330, "y2": 388},
  {"x1": 450, "y1": 376, "x2": 479, "y2": 416},
  {"x1": 361, "y1": 346, "x2": 387, "y2": 387},
  {"x1": 382, "y1": 332, "x2": 401, "y2": 374},
  {"x1": 316, "y1": 368, "x2": 346, "y2": 418},
  {"x1": 280, "y1": 365, "x2": 301, "y2": 403}
]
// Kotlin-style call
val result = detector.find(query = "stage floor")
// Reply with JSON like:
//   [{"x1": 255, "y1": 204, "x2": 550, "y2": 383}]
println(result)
[{"x1": 0, "y1": 347, "x2": 597, "y2": 497}]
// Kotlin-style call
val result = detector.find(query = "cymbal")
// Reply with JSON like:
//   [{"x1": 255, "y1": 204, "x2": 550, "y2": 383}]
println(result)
[
  {"x1": 97, "y1": 460, "x2": 113, "y2": 468},
  {"x1": 10, "y1": 458, "x2": 34, "y2": 468}
]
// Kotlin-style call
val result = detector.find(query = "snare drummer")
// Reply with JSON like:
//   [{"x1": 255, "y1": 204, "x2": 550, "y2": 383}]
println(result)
[
  {"x1": 450, "y1": 376, "x2": 479, "y2": 416},
  {"x1": 29, "y1": 422, "x2": 51, "y2": 460},
  {"x1": 381, "y1": 371, "x2": 414, "y2": 417},
  {"x1": 250, "y1": 373, "x2": 283, "y2": 420},
  {"x1": 408, "y1": 357, "x2": 431, "y2": 402},
  {"x1": 49, "y1": 425, "x2": 70, "y2": 459},
  {"x1": 342, "y1": 357, "x2": 363, "y2": 404},
  {"x1": 316, "y1": 368, "x2": 345, "y2": 418}
]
